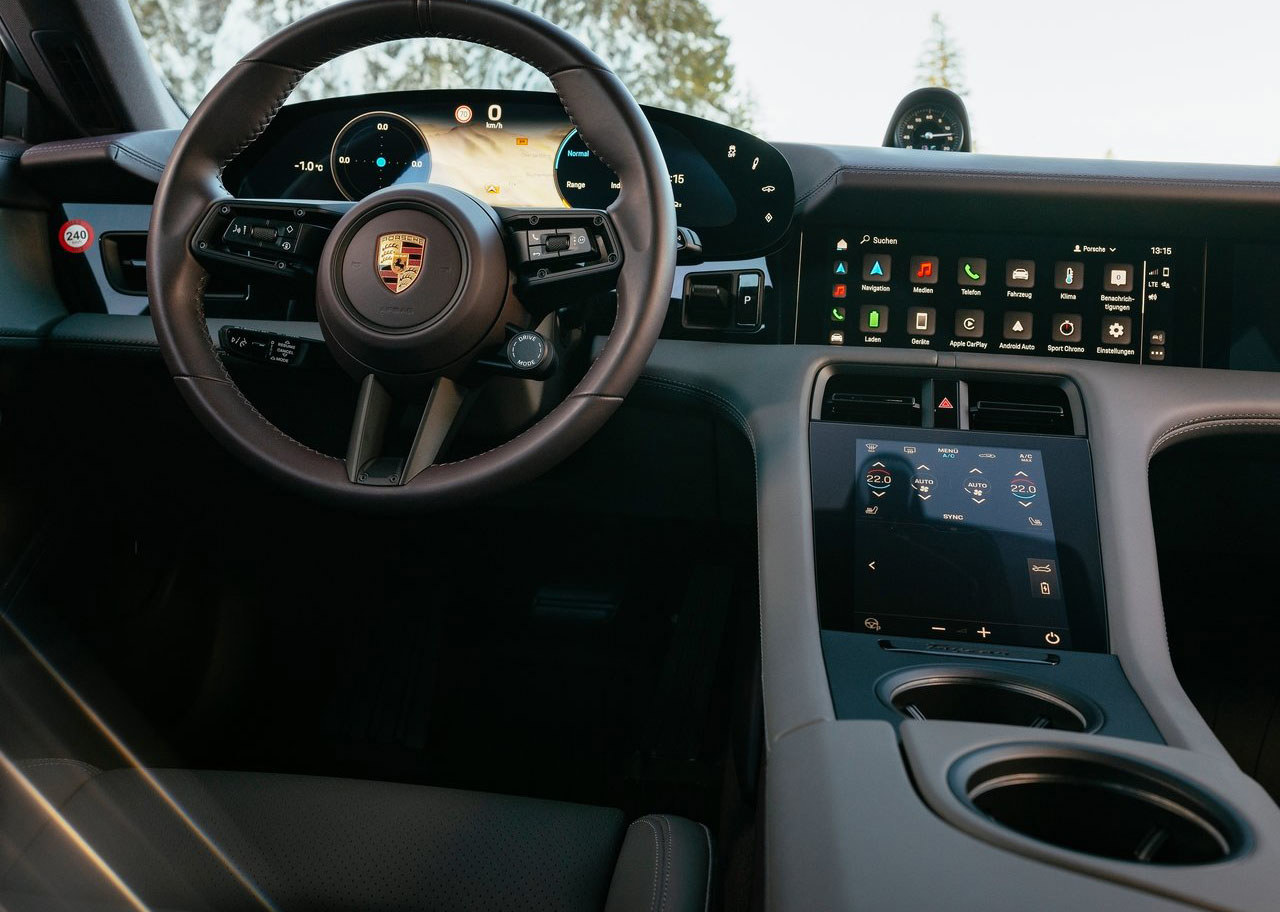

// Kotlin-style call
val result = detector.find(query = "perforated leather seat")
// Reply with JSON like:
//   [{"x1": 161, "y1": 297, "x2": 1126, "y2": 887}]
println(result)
[{"x1": 0, "y1": 760, "x2": 711, "y2": 912}]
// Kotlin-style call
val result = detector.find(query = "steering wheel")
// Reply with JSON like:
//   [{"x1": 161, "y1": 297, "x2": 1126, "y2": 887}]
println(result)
[{"x1": 148, "y1": 0, "x2": 675, "y2": 510}]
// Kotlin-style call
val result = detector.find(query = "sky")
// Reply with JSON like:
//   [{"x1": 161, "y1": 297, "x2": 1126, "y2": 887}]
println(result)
[
  {"x1": 134, "y1": 0, "x2": 1280, "y2": 168},
  {"x1": 703, "y1": 0, "x2": 1280, "y2": 166}
]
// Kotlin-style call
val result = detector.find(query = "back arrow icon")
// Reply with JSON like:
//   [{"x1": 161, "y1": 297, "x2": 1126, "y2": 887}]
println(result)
[{"x1": 868, "y1": 561, "x2": 876, "y2": 571}]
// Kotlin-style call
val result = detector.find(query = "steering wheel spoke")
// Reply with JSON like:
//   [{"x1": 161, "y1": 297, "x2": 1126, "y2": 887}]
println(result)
[
  {"x1": 346, "y1": 374, "x2": 471, "y2": 486},
  {"x1": 191, "y1": 198, "x2": 351, "y2": 280},
  {"x1": 498, "y1": 208, "x2": 622, "y2": 308}
]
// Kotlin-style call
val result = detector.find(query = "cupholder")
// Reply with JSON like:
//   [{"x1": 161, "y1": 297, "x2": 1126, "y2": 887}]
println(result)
[
  {"x1": 881, "y1": 670, "x2": 1100, "y2": 733},
  {"x1": 952, "y1": 748, "x2": 1244, "y2": 865}
]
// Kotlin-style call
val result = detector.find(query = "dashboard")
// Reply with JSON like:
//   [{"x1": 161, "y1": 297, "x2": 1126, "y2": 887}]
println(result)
[
  {"x1": 24, "y1": 88, "x2": 1280, "y2": 379},
  {"x1": 224, "y1": 90, "x2": 795, "y2": 260}
]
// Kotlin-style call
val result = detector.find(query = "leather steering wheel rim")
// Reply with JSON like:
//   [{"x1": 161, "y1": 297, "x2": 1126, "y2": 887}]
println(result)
[{"x1": 148, "y1": 0, "x2": 676, "y2": 511}]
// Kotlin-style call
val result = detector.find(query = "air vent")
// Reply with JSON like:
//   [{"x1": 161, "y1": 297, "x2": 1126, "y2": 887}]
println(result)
[
  {"x1": 967, "y1": 382, "x2": 1076, "y2": 436},
  {"x1": 99, "y1": 232, "x2": 147, "y2": 295},
  {"x1": 821, "y1": 375, "x2": 923, "y2": 426},
  {"x1": 100, "y1": 232, "x2": 251, "y2": 311},
  {"x1": 31, "y1": 31, "x2": 121, "y2": 135}
]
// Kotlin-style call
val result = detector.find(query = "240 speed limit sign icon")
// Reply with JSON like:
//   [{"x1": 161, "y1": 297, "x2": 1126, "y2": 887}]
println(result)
[{"x1": 58, "y1": 219, "x2": 94, "y2": 253}]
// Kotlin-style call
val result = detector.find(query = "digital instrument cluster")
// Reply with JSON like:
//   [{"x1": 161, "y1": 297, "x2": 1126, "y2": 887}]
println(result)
[
  {"x1": 799, "y1": 229, "x2": 1195, "y2": 366},
  {"x1": 224, "y1": 90, "x2": 795, "y2": 259}
]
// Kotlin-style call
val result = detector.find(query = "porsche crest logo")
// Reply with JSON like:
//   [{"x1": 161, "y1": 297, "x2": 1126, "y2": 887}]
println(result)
[{"x1": 376, "y1": 233, "x2": 426, "y2": 294}]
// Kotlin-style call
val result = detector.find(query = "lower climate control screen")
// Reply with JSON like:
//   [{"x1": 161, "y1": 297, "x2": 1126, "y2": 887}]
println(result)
[
  {"x1": 798, "y1": 229, "x2": 1188, "y2": 365},
  {"x1": 812, "y1": 423, "x2": 1108, "y2": 652}
]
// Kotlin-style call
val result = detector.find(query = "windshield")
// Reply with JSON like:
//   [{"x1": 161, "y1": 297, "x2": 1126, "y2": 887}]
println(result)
[{"x1": 130, "y1": 0, "x2": 1278, "y2": 166}]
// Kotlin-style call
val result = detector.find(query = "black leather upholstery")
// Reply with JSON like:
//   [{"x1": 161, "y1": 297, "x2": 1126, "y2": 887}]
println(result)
[
  {"x1": 0, "y1": 762, "x2": 709, "y2": 912},
  {"x1": 605, "y1": 815, "x2": 712, "y2": 912}
]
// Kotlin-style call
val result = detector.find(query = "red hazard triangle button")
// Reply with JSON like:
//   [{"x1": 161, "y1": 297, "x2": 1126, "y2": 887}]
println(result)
[{"x1": 937, "y1": 397, "x2": 954, "y2": 409}]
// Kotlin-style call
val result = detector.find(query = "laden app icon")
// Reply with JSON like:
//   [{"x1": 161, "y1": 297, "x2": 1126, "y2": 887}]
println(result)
[{"x1": 376, "y1": 232, "x2": 427, "y2": 294}]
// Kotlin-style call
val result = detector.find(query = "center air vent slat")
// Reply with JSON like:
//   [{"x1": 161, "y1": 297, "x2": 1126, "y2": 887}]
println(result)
[
  {"x1": 967, "y1": 382, "x2": 1076, "y2": 435},
  {"x1": 821, "y1": 376, "x2": 923, "y2": 426}
]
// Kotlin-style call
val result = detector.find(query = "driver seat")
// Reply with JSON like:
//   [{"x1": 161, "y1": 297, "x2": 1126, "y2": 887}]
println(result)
[{"x1": 0, "y1": 759, "x2": 711, "y2": 912}]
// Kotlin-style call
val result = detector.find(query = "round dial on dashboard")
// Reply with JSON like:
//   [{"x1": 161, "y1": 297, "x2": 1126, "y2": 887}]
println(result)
[
  {"x1": 553, "y1": 129, "x2": 619, "y2": 208},
  {"x1": 894, "y1": 105, "x2": 964, "y2": 152},
  {"x1": 330, "y1": 111, "x2": 432, "y2": 201}
]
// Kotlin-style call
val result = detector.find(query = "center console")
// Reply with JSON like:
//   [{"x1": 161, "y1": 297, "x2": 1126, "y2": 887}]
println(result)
[
  {"x1": 809, "y1": 366, "x2": 1156, "y2": 738},
  {"x1": 797, "y1": 363, "x2": 1280, "y2": 909}
]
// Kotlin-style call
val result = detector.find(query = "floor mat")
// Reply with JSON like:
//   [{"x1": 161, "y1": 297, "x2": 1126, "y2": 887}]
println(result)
[{"x1": 1, "y1": 504, "x2": 751, "y2": 827}]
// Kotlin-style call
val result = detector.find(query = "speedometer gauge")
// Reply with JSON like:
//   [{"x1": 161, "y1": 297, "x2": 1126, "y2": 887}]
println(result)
[
  {"x1": 330, "y1": 112, "x2": 431, "y2": 201},
  {"x1": 894, "y1": 105, "x2": 964, "y2": 151}
]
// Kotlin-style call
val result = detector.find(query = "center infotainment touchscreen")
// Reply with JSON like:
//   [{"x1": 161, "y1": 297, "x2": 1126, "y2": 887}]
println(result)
[
  {"x1": 811, "y1": 424, "x2": 1108, "y2": 652},
  {"x1": 797, "y1": 228, "x2": 1187, "y2": 366}
]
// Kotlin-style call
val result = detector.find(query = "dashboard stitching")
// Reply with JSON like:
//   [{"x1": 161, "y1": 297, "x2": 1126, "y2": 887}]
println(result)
[
  {"x1": 794, "y1": 165, "x2": 1280, "y2": 206},
  {"x1": 113, "y1": 143, "x2": 166, "y2": 175},
  {"x1": 19, "y1": 138, "x2": 128, "y2": 155},
  {"x1": 1149, "y1": 416, "x2": 1280, "y2": 461}
]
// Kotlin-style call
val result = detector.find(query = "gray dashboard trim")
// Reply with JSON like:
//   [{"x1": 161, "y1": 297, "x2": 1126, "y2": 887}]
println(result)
[
  {"x1": 767, "y1": 720, "x2": 1202, "y2": 911},
  {"x1": 61, "y1": 203, "x2": 152, "y2": 316},
  {"x1": 901, "y1": 721, "x2": 1280, "y2": 912},
  {"x1": 776, "y1": 143, "x2": 1280, "y2": 212},
  {"x1": 48, "y1": 313, "x2": 324, "y2": 353},
  {"x1": 0, "y1": 209, "x2": 69, "y2": 341}
]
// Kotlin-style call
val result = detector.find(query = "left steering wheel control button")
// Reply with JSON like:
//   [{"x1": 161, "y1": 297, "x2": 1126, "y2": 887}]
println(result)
[
  {"x1": 219, "y1": 326, "x2": 311, "y2": 367},
  {"x1": 222, "y1": 216, "x2": 301, "y2": 253},
  {"x1": 194, "y1": 202, "x2": 342, "y2": 277}
]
